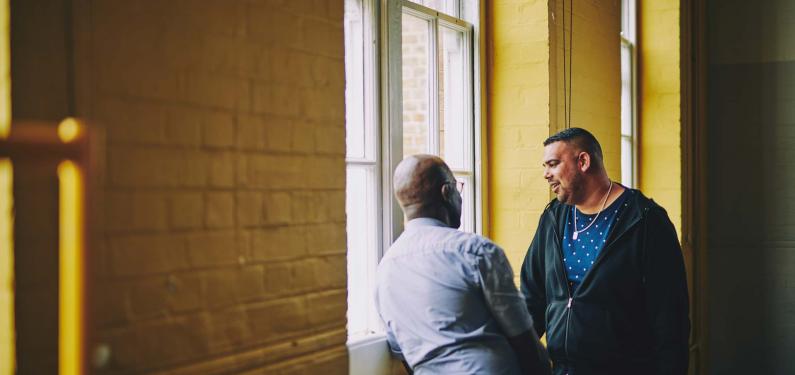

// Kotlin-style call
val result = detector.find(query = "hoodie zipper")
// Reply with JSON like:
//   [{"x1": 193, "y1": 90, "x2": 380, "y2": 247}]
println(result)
[
  {"x1": 564, "y1": 296, "x2": 573, "y2": 369},
  {"x1": 553, "y1": 210, "x2": 640, "y2": 366},
  {"x1": 549, "y1": 195, "x2": 647, "y2": 373},
  {"x1": 547, "y1": 210, "x2": 573, "y2": 364}
]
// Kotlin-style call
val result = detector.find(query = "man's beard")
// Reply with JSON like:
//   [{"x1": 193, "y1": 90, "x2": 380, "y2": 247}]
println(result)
[{"x1": 556, "y1": 173, "x2": 585, "y2": 205}]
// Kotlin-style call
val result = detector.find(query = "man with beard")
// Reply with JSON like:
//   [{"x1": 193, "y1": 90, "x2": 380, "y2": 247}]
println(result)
[{"x1": 520, "y1": 128, "x2": 690, "y2": 374}]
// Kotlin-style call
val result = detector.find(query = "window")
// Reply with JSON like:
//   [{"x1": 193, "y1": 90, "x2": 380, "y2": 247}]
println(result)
[
  {"x1": 344, "y1": 0, "x2": 380, "y2": 339},
  {"x1": 620, "y1": 0, "x2": 637, "y2": 188},
  {"x1": 398, "y1": 0, "x2": 477, "y2": 233},
  {"x1": 344, "y1": 0, "x2": 482, "y2": 341}
]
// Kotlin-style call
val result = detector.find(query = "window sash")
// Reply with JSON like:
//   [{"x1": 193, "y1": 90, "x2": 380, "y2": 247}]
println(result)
[
  {"x1": 391, "y1": 0, "x2": 476, "y2": 227},
  {"x1": 406, "y1": 0, "x2": 462, "y2": 18}
]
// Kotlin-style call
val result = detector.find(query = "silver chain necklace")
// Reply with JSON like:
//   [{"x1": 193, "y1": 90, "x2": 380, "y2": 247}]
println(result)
[{"x1": 572, "y1": 181, "x2": 613, "y2": 240}]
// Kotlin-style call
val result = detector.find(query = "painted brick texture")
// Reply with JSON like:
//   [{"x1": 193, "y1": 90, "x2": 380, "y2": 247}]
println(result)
[
  {"x1": 551, "y1": 0, "x2": 621, "y2": 183},
  {"x1": 639, "y1": 0, "x2": 681, "y2": 235},
  {"x1": 488, "y1": 0, "x2": 621, "y2": 277},
  {"x1": 488, "y1": 0, "x2": 553, "y2": 270},
  {"x1": 82, "y1": 1, "x2": 347, "y2": 373}
]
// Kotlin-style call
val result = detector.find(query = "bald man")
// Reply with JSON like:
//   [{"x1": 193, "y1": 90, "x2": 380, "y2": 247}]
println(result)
[{"x1": 374, "y1": 155, "x2": 551, "y2": 375}]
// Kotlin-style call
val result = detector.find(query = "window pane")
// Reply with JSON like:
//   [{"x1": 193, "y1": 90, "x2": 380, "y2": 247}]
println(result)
[
  {"x1": 409, "y1": 0, "x2": 460, "y2": 17},
  {"x1": 455, "y1": 174, "x2": 474, "y2": 233},
  {"x1": 621, "y1": 0, "x2": 628, "y2": 37},
  {"x1": 439, "y1": 27, "x2": 468, "y2": 170},
  {"x1": 346, "y1": 164, "x2": 379, "y2": 336},
  {"x1": 345, "y1": 0, "x2": 366, "y2": 160},
  {"x1": 402, "y1": 13, "x2": 431, "y2": 158},
  {"x1": 620, "y1": 44, "x2": 632, "y2": 136},
  {"x1": 621, "y1": 136, "x2": 633, "y2": 188},
  {"x1": 621, "y1": 0, "x2": 635, "y2": 42}
]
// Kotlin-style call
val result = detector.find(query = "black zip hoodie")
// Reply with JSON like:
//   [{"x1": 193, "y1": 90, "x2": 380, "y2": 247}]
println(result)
[{"x1": 520, "y1": 189, "x2": 690, "y2": 375}]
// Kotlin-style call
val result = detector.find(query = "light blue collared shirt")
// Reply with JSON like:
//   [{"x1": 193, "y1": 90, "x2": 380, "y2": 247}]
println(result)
[{"x1": 375, "y1": 218, "x2": 534, "y2": 375}]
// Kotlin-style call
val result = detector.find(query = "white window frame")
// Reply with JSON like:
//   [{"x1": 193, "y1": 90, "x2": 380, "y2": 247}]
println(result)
[
  {"x1": 345, "y1": 0, "x2": 383, "y2": 340},
  {"x1": 620, "y1": 0, "x2": 638, "y2": 188},
  {"x1": 345, "y1": 0, "x2": 483, "y2": 348}
]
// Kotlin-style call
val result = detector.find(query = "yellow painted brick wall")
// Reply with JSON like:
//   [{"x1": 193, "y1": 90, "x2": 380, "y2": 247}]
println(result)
[
  {"x1": 488, "y1": 0, "x2": 620, "y2": 273},
  {"x1": 76, "y1": 1, "x2": 348, "y2": 373},
  {"x1": 488, "y1": 0, "x2": 552, "y2": 271},
  {"x1": 551, "y1": 0, "x2": 621, "y2": 182},
  {"x1": 639, "y1": 0, "x2": 681, "y2": 235}
]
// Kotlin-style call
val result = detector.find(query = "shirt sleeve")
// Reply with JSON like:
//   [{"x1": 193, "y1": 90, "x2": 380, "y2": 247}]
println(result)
[
  {"x1": 375, "y1": 284, "x2": 407, "y2": 363},
  {"x1": 474, "y1": 242, "x2": 534, "y2": 337},
  {"x1": 384, "y1": 327, "x2": 406, "y2": 361}
]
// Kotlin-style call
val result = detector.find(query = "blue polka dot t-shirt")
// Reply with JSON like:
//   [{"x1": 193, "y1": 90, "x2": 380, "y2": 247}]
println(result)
[{"x1": 562, "y1": 188, "x2": 631, "y2": 291}]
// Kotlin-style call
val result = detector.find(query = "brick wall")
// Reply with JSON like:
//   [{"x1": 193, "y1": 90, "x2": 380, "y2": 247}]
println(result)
[
  {"x1": 639, "y1": 0, "x2": 681, "y2": 235},
  {"x1": 488, "y1": 0, "x2": 553, "y2": 270},
  {"x1": 551, "y1": 0, "x2": 621, "y2": 182},
  {"x1": 488, "y1": 0, "x2": 620, "y2": 275},
  {"x1": 401, "y1": 0, "x2": 453, "y2": 158},
  {"x1": 78, "y1": 1, "x2": 348, "y2": 373},
  {"x1": 402, "y1": 13, "x2": 430, "y2": 156}
]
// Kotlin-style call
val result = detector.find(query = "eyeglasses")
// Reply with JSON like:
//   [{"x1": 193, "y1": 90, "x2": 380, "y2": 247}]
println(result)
[{"x1": 448, "y1": 180, "x2": 465, "y2": 193}]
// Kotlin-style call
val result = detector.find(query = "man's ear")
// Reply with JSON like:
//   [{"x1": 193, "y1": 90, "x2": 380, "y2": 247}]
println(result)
[
  {"x1": 440, "y1": 182, "x2": 453, "y2": 202},
  {"x1": 578, "y1": 151, "x2": 591, "y2": 173}
]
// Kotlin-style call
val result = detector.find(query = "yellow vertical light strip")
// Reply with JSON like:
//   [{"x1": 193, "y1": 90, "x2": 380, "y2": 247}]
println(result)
[
  {"x1": 0, "y1": 0, "x2": 12, "y2": 371},
  {"x1": 0, "y1": 159, "x2": 14, "y2": 375},
  {"x1": 58, "y1": 160, "x2": 84, "y2": 375},
  {"x1": 0, "y1": 0, "x2": 9, "y2": 140}
]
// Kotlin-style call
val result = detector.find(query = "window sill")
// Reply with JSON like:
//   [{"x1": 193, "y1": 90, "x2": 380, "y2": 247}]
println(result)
[
  {"x1": 347, "y1": 332, "x2": 386, "y2": 348},
  {"x1": 347, "y1": 333, "x2": 392, "y2": 375}
]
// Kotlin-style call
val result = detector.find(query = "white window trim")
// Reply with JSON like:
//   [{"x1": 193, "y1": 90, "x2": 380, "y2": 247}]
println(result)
[
  {"x1": 620, "y1": 0, "x2": 638, "y2": 188},
  {"x1": 345, "y1": 0, "x2": 383, "y2": 341},
  {"x1": 620, "y1": 36, "x2": 638, "y2": 188}
]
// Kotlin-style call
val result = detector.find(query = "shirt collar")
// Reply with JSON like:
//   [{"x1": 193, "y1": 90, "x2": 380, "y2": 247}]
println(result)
[{"x1": 405, "y1": 217, "x2": 449, "y2": 229}]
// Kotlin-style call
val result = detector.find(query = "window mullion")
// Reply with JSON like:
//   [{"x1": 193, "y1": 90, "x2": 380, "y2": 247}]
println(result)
[
  {"x1": 465, "y1": 26, "x2": 475, "y2": 172},
  {"x1": 384, "y1": 0, "x2": 404, "y2": 247},
  {"x1": 364, "y1": 0, "x2": 379, "y2": 163},
  {"x1": 429, "y1": 17, "x2": 440, "y2": 155}
]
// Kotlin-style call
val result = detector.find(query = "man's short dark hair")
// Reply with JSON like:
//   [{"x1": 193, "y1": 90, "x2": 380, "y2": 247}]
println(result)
[{"x1": 543, "y1": 127, "x2": 604, "y2": 167}]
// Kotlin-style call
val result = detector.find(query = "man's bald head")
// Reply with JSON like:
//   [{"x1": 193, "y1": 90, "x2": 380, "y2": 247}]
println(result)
[
  {"x1": 394, "y1": 154, "x2": 450, "y2": 206},
  {"x1": 393, "y1": 155, "x2": 461, "y2": 227}
]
